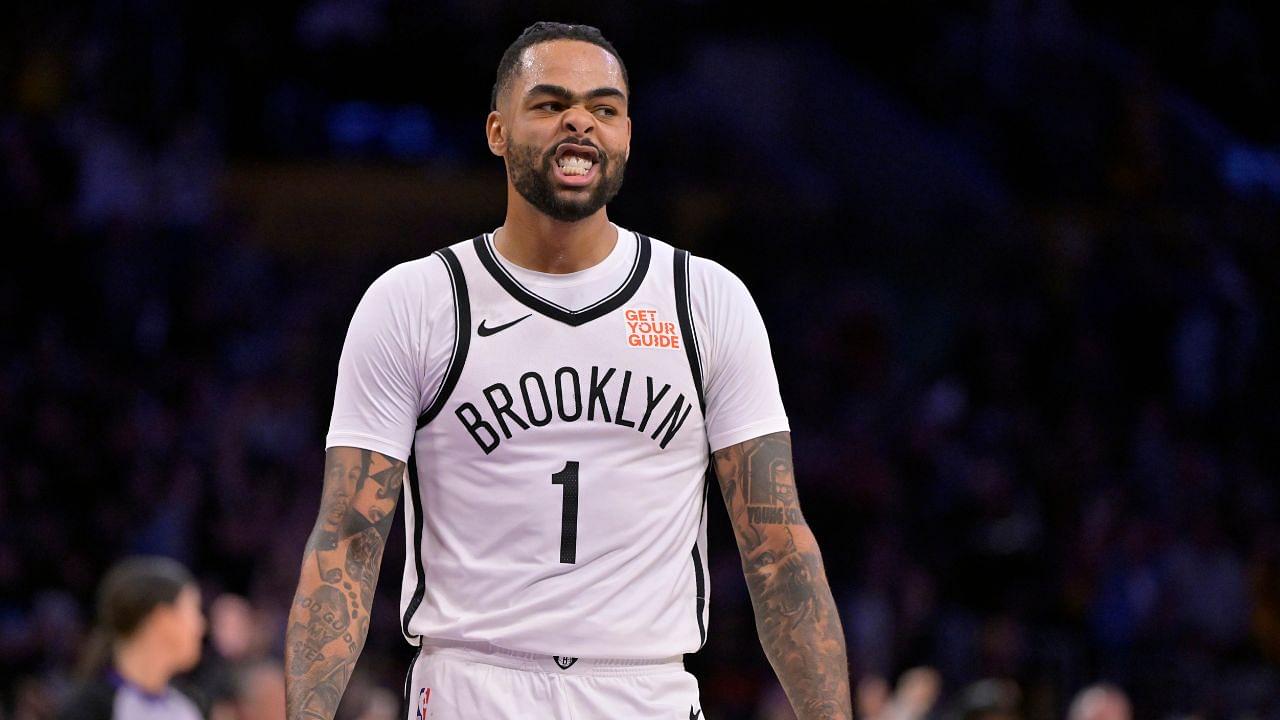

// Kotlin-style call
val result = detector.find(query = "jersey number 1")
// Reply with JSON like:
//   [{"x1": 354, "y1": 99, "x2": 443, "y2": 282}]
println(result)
[{"x1": 552, "y1": 461, "x2": 579, "y2": 564}]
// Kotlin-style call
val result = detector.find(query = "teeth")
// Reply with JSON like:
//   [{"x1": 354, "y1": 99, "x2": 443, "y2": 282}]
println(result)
[{"x1": 557, "y1": 155, "x2": 594, "y2": 175}]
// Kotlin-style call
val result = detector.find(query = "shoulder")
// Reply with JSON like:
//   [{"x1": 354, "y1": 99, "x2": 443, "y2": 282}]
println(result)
[
  {"x1": 684, "y1": 252, "x2": 759, "y2": 313},
  {"x1": 688, "y1": 253, "x2": 747, "y2": 288},
  {"x1": 350, "y1": 251, "x2": 462, "y2": 331},
  {"x1": 634, "y1": 231, "x2": 754, "y2": 301},
  {"x1": 364, "y1": 232, "x2": 483, "y2": 296},
  {"x1": 363, "y1": 252, "x2": 452, "y2": 299}
]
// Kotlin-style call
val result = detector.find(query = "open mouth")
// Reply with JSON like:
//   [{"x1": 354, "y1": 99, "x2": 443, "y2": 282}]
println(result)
[{"x1": 552, "y1": 144, "x2": 600, "y2": 187}]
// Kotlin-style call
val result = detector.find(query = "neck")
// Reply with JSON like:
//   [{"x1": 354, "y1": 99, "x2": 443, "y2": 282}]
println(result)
[
  {"x1": 496, "y1": 201, "x2": 616, "y2": 273},
  {"x1": 114, "y1": 636, "x2": 171, "y2": 695}
]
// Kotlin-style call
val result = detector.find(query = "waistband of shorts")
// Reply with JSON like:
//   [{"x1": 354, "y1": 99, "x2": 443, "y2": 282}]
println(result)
[{"x1": 416, "y1": 638, "x2": 685, "y2": 676}]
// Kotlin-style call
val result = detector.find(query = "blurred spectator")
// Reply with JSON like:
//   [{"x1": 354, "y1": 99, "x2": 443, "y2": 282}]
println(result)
[
  {"x1": 954, "y1": 678, "x2": 1021, "y2": 720},
  {"x1": 57, "y1": 557, "x2": 206, "y2": 720},
  {"x1": 185, "y1": 593, "x2": 275, "y2": 720},
  {"x1": 857, "y1": 668, "x2": 941, "y2": 720},
  {"x1": 1066, "y1": 683, "x2": 1131, "y2": 720},
  {"x1": 350, "y1": 687, "x2": 399, "y2": 720},
  {"x1": 234, "y1": 660, "x2": 286, "y2": 720}
]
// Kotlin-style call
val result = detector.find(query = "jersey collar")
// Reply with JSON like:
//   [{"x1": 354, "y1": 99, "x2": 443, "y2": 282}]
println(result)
[{"x1": 473, "y1": 231, "x2": 652, "y2": 327}]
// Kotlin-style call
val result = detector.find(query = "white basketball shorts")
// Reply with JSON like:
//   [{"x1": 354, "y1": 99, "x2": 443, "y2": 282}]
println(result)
[{"x1": 401, "y1": 639, "x2": 706, "y2": 719}]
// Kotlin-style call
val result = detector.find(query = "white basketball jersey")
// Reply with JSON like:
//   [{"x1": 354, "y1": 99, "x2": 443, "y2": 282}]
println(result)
[{"x1": 399, "y1": 230, "x2": 712, "y2": 659}]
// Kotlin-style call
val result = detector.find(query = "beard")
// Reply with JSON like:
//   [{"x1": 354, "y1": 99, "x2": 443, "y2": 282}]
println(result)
[{"x1": 506, "y1": 139, "x2": 627, "y2": 222}]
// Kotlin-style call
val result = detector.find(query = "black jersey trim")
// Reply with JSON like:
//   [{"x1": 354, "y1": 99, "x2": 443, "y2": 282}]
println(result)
[
  {"x1": 472, "y1": 231, "x2": 651, "y2": 327},
  {"x1": 416, "y1": 246, "x2": 471, "y2": 429},
  {"x1": 695, "y1": 469, "x2": 712, "y2": 650},
  {"x1": 672, "y1": 249, "x2": 706, "y2": 412},
  {"x1": 691, "y1": 542, "x2": 707, "y2": 648},
  {"x1": 678, "y1": 247, "x2": 710, "y2": 648},
  {"x1": 405, "y1": 245, "x2": 470, "y2": 641},
  {"x1": 400, "y1": 648, "x2": 419, "y2": 718},
  {"x1": 482, "y1": 232, "x2": 639, "y2": 315},
  {"x1": 401, "y1": 446, "x2": 427, "y2": 644}
]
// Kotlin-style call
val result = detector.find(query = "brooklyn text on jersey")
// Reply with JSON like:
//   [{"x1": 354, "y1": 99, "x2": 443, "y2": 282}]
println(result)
[
  {"x1": 325, "y1": 221, "x2": 791, "y2": 660},
  {"x1": 453, "y1": 364, "x2": 696, "y2": 454}
]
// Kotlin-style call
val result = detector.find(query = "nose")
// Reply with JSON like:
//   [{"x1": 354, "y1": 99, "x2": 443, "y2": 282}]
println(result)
[{"x1": 561, "y1": 104, "x2": 595, "y2": 135}]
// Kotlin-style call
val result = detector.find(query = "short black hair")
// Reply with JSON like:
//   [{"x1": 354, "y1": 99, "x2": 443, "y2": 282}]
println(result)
[{"x1": 491, "y1": 22, "x2": 629, "y2": 112}]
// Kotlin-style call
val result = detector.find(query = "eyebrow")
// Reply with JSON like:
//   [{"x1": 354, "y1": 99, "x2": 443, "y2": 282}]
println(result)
[{"x1": 524, "y1": 84, "x2": 627, "y2": 104}]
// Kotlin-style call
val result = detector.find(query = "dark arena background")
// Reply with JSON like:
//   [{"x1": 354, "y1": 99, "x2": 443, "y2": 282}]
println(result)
[{"x1": 3, "y1": 2, "x2": 1280, "y2": 719}]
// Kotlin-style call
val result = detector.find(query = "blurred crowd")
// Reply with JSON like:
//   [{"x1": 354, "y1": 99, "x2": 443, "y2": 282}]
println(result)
[{"x1": 2, "y1": 1, "x2": 1279, "y2": 719}]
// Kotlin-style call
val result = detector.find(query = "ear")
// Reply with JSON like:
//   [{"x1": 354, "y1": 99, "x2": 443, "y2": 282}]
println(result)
[
  {"x1": 486, "y1": 110, "x2": 506, "y2": 157},
  {"x1": 624, "y1": 116, "x2": 632, "y2": 162}
]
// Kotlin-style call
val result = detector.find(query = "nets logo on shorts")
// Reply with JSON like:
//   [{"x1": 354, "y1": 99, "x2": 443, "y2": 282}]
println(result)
[
  {"x1": 415, "y1": 687, "x2": 431, "y2": 719},
  {"x1": 553, "y1": 655, "x2": 579, "y2": 669},
  {"x1": 624, "y1": 308, "x2": 681, "y2": 349}
]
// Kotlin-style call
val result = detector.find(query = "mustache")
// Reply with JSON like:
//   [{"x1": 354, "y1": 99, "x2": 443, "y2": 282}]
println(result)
[{"x1": 544, "y1": 138, "x2": 605, "y2": 161}]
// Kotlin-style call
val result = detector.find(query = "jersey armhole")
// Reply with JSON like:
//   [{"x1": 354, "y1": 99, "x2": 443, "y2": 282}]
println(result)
[
  {"x1": 675, "y1": 245, "x2": 713, "y2": 650},
  {"x1": 415, "y1": 246, "x2": 471, "y2": 429},
  {"x1": 672, "y1": 246, "x2": 707, "y2": 414}
]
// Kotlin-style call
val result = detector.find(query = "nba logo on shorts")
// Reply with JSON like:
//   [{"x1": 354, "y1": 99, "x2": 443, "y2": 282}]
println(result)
[{"x1": 415, "y1": 687, "x2": 431, "y2": 719}]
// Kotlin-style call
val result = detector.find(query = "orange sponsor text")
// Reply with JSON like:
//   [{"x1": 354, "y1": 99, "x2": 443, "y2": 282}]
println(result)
[{"x1": 625, "y1": 308, "x2": 681, "y2": 349}]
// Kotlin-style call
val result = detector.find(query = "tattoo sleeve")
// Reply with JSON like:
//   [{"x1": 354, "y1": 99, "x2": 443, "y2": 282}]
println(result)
[
  {"x1": 285, "y1": 447, "x2": 405, "y2": 720},
  {"x1": 713, "y1": 431, "x2": 853, "y2": 720}
]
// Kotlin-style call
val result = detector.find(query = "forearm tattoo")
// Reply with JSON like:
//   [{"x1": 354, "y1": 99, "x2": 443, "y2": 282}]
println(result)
[
  {"x1": 285, "y1": 448, "x2": 404, "y2": 720},
  {"x1": 713, "y1": 432, "x2": 853, "y2": 720}
]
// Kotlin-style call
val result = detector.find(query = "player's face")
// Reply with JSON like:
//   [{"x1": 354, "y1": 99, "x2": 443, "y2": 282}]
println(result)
[
  {"x1": 492, "y1": 40, "x2": 631, "y2": 222},
  {"x1": 161, "y1": 584, "x2": 206, "y2": 671}
]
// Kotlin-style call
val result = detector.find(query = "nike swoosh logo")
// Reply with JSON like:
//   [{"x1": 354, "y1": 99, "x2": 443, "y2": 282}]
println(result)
[{"x1": 477, "y1": 314, "x2": 532, "y2": 337}]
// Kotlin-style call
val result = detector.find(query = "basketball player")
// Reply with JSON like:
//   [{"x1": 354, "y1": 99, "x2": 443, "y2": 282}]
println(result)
[{"x1": 285, "y1": 21, "x2": 852, "y2": 720}]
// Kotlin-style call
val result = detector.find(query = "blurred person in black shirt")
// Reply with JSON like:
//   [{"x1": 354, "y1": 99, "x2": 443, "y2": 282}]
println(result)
[{"x1": 58, "y1": 556, "x2": 206, "y2": 720}]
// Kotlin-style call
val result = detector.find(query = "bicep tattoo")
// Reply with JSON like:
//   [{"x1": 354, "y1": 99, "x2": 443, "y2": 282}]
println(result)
[{"x1": 714, "y1": 431, "x2": 807, "y2": 555}]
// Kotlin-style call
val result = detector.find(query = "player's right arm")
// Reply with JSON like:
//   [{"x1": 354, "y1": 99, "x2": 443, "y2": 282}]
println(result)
[
  {"x1": 285, "y1": 446, "x2": 404, "y2": 720},
  {"x1": 285, "y1": 258, "x2": 439, "y2": 720}
]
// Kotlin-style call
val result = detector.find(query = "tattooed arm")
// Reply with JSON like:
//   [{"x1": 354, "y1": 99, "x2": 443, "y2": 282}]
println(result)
[
  {"x1": 713, "y1": 431, "x2": 852, "y2": 719},
  {"x1": 285, "y1": 446, "x2": 405, "y2": 720}
]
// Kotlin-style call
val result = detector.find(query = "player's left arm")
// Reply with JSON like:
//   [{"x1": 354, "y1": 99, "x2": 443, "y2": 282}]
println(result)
[{"x1": 713, "y1": 430, "x2": 852, "y2": 720}]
